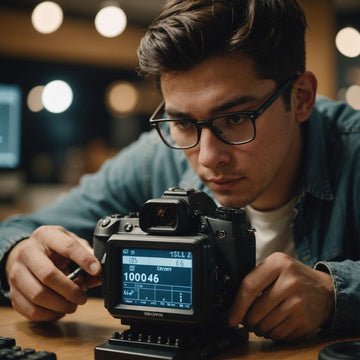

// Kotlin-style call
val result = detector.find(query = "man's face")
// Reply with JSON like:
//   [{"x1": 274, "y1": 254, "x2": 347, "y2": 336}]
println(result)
[{"x1": 160, "y1": 54, "x2": 304, "y2": 210}]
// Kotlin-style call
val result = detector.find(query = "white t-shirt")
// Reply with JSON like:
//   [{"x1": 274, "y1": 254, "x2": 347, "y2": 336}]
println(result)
[{"x1": 244, "y1": 197, "x2": 297, "y2": 265}]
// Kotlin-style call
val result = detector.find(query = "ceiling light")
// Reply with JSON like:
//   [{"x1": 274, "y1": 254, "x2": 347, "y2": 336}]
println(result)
[
  {"x1": 27, "y1": 86, "x2": 44, "y2": 112},
  {"x1": 95, "y1": 5, "x2": 127, "y2": 38},
  {"x1": 335, "y1": 27, "x2": 360, "y2": 58},
  {"x1": 42, "y1": 80, "x2": 73, "y2": 114},
  {"x1": 31, "y1": 1, "x2": 63, "y2": 34},
  {"x1": 345, "y1": 85, "x2": 360, "y2": 110},
  {"x1": 105, "y1": 81, "x2": 138, "y2": 115}
]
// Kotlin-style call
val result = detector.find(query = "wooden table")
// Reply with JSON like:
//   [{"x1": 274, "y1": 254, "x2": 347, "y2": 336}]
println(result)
[{"x1": 1, "y1": 298, "x2": 359, "y2": 360}]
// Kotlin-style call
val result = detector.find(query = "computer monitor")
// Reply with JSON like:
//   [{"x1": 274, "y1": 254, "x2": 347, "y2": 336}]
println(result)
[{"x1": 0, "y1": 84, "x2": 21, "y2": 169}]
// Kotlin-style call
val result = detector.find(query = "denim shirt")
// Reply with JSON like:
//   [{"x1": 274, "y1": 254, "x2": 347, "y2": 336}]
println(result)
[{"x1": 0, "y1": 97, "x2": 359, "y2": 334}]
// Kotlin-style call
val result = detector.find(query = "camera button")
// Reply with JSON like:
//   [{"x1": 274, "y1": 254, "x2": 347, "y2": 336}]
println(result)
[
  {"x1": 124, "y1": 223, "x2": 133, "y2": 232},
  {"x1": 100, "y1": 218, "x2": 111, "y2": 227}
]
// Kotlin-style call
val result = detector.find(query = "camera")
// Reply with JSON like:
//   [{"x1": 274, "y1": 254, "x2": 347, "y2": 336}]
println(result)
[{"x1": 93, "y1": 187, "x2": 255, "y2": 360}]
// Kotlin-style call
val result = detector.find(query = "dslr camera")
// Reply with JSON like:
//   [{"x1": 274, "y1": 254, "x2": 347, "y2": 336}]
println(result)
[{"x1": 93, "y1": 187, "x2": 255, "y2": 360}]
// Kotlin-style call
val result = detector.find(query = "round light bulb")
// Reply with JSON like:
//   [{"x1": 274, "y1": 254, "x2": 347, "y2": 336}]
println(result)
[
  {"x1": 42, "y1": 80, "x2": 73, "y2": 113},
  {"x1": 27, "y1": 86, "x2": 45, "y2": 112},
  {"x1": 346, "y1": 85, "x2": 360, "y2": 110},
  {"x1": 31, "y1": 1, "x2": 63, "y2": 34},
  {"x1": 95, "y1": 6, "x2": 127, "y2": 38},
  {"x1": 106, "y1": 82, "x2": 138, "y2": 114},
  {"x1": 335, "y1": 27, "x2": 360, "y2": 58}
]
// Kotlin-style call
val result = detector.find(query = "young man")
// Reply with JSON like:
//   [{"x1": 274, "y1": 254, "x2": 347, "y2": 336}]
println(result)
[{"x1": 1, "y1": 0, "x2": 359, "y2": 342}]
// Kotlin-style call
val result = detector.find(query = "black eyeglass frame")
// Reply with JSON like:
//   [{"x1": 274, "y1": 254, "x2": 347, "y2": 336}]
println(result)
[{"x1": 149, "y1": 76, "x2": 298, "y2": 150}]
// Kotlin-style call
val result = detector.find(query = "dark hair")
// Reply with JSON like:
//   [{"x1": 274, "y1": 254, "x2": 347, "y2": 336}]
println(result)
[{"x1": 137, "y1": 0, "x2": 306, "y2": 87}]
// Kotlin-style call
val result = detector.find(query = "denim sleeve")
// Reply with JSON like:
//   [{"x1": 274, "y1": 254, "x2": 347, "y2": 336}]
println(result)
[
  {"x1": 314, "y1": 260, "x2": 360, "y2": 333},
  {"x1": 0, "y1": 129, "x2": 187, "y2": 303}
]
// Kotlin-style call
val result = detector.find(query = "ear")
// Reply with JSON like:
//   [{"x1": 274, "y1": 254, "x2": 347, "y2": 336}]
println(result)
[{"x1": 292, "y1": 71, "x2": 317, "y2": 123}]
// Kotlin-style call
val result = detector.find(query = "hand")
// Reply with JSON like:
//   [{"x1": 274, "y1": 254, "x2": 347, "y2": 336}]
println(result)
[
  {"x1": 5, "y1": 225, "x2": 101, "y2": 322},
  {"x1": 228, "y1": 252, "x2": 334, "y2": 341}
]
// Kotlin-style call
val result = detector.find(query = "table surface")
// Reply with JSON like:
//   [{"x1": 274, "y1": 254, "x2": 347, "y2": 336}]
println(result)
[{"x1": 1, "y1": 298, "x2": 359, "y2": 360}]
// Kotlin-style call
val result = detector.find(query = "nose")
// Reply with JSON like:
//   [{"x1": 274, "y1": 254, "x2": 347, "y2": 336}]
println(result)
[{"x1": 197, "y1": 128, "x2": 231, "y2": 168}]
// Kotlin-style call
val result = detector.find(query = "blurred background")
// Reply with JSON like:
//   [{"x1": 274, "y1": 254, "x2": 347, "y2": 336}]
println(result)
[{"x1": 0, "y1": 0, "x2": 359, "y2": 219}]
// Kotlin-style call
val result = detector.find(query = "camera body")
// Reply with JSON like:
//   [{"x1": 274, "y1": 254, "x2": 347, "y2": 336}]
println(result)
[{"x1": 93, "y1": 187, "x2": 255, "y2": 359}]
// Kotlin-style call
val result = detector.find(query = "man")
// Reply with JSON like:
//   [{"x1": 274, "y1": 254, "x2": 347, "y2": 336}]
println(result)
[{"x1": 1, "y1": 0, "x2": 360, "y2": 342}]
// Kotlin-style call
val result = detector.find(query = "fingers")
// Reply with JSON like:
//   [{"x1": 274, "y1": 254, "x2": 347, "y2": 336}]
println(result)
[
  {"x1": 8, "y1": 263, "x2": 78, "y2": 322},
  {"x1": 244, "y1": 291, "x2": 285, "y2": 334},
  {"x1": 257, "y1": 308, "x2": 310, "y2": 342},
  {"x1": 6, "y1": 225, "x2": 101, "y2": 321},
  {"x1": 242, "y1": 265, "x2": 300, "y2": 331},
  {"x1": 249, "y1": 297, "x2": 304, "y2": 340},
  {"x1": 228, "y1": 255, "x2": 283, "y2": 326},
  {"x1": 10, "y1": 286, "x2": 69, "y2": 322},
  {"x1": 32, "y1": 226, "x2": 101, "y2": 276},
  {"x1": 10, "y1": 237, "x2": 88, "y2": 305},
  {"x1": 228, "y1": 252, "x2": 334, "y2": 342},
  {"x1": 8, "y1": 252, "x2": 86, "y2": 321},
  {"x1": 67, "y1": 230, "x2": 96, "y2": 256},
  {"x1": 15, "y1": 258, "x2": 88, "y2": 306}
]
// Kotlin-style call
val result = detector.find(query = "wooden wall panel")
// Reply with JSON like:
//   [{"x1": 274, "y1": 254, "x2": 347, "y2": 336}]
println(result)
[
  {"x1": 0, "y1": 2, "x2": 337, "y2": 98},
  {"x1": 302, "y1": 0, "x2": 337, "y2": 99},
  {"x1": 0, "y1": 8, "x2": 142, "y2": 69}
]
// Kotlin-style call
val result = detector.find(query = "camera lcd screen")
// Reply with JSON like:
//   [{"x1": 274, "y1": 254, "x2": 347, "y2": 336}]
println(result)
[{"x1": 121, "y1": 248, "x2": 193, "y2": 310}]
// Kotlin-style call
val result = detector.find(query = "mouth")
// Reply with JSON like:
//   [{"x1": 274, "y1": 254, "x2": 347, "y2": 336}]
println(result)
[{"x1": 205, "y1": 177, "x2": 245, "y2": 191}]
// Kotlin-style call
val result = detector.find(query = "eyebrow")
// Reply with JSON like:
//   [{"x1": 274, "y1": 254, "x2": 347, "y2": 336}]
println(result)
[{"x1": 164, "y1": 95, "x2": 258, "y2": 119}]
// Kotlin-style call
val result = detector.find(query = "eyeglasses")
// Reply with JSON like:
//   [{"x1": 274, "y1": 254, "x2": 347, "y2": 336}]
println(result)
[{"x1": 150, "y1": 76, "x2": 297, "y2": 150}]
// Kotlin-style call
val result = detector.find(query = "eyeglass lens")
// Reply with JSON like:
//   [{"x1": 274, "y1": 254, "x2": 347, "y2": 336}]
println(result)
[{"x1": 157, "y1": 114, "x2": 255, "y2": 148}]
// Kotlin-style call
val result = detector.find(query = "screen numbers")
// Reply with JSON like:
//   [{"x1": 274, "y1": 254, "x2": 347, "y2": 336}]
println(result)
[
  {"x1": 121, "y1": 248, "x2": 193, "y2": 309},
  {"x1": 170, "y1": 251, "x2": 192, "y2": 259},
  {"x1": 124, "y1": 272, "x2": 159, "y2": 283}
]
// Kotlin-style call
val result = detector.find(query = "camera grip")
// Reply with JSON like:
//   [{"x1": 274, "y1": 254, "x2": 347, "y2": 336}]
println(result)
[
  {"x1": 93, "y1": 215, "x2": 124, "y2": 263},
  {"x1": 93, "y1": 235, "x2": 107, "y2": 263}
]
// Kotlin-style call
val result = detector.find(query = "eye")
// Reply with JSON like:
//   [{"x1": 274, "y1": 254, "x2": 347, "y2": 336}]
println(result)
[
  {"x1": 226, "y1": 114, "x2": 249, "y2": 125},
  {"x1": 172, "y1": 120, "x2": 194, "y2": 130}
]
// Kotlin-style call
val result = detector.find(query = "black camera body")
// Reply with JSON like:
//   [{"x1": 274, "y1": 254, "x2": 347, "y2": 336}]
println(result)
[{"x1": 94, "y1": 187, "x2": 255, "y2": 360}]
